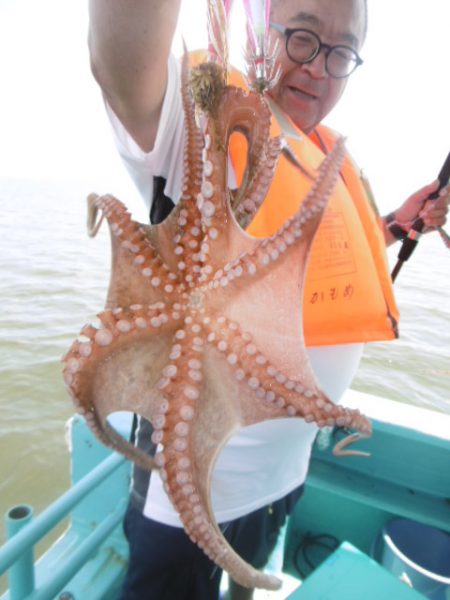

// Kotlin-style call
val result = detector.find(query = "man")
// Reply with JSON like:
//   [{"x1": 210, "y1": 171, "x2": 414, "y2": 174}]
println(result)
[{"x1": 88, "y1": 1, "x2": 449, "y2": 599}]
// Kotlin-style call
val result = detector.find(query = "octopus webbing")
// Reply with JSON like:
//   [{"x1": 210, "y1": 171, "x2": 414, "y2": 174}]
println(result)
[{"x1": 62, "y1": 54, "x2": 371, "y2": 590}]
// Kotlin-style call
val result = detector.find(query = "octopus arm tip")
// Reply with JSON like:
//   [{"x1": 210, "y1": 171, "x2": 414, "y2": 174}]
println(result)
[{"x1": 332, "y1": 432, "x2": 371, "y2": 457}]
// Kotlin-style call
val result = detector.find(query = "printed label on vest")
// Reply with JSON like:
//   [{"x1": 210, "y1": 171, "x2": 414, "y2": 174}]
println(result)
[{"x1": 308, "y1": 209, "x2": 356, "y2": 280}]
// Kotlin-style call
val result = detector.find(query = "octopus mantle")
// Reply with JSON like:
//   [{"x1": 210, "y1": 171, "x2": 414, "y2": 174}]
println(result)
[{"x1": 63, "y1": 58, "x2": 371, "y2": 591}]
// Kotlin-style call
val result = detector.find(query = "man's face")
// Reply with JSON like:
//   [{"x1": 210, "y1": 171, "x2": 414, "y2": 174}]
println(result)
[{"x1": 269, "y1": 0, "x2": 365, "y2": 133}]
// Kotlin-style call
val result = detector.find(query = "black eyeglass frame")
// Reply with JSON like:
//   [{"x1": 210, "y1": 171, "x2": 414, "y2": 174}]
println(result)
[{"x1": 270, "y1": 22, "x2": 364, "y2": 79}]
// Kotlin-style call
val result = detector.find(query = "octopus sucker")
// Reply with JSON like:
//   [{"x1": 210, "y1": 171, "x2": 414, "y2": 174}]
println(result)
[{"x1": 63, "y1": 51, "x2": 372, "y2": 590}]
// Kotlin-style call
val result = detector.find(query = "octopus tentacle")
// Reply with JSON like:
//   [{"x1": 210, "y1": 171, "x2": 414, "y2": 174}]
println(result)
[
  {"x1": 234, "y1": 135, "x2": 283, "y2": 229},
  {"x1": 333, "y1": 432, "x2": 371, "y2": 457},
  {"x1": 259, "y1": 135, "x2": 346, "y2": 244},
  {"x1": 159, "y1": 332, "x2": 283, "y2": 590},
  {"x1": 205, "y1": 316, "x2": 314, "y2": 422},
  {"x1": 204, "y1": 315, "x2": 372, "y2": 437},
  {"x1": 63, "y1": 302, "x2": 184, "y2": 470},
  {"x1": 170, "y1": 51, "x2": 208, "y2": 282},
  {"x1": 218, "y1": 87, "x2": 273, "y2": 209},
  {"x1": 204, "y1": 137, "x2": 346, "y2": 292},
  {"x1": 89, "y1": 193, "x2": 183, "y2": 299},
  {"x1": 87, "y1": 193, "x2": 105, "y2": 237},
  {"x1": 181, "y1": 50, "x2": 205, "y2": 209},
  {"x1": 194, "y1": 87, "x2": 274, "y2": 257}
]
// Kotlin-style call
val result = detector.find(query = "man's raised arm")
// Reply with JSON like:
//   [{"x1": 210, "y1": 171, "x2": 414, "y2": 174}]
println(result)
[{"x1": 88, "y1": 0, "x2": 182, "y2": 152}]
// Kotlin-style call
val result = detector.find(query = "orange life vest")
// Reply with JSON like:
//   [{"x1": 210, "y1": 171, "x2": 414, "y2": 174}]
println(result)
[{"x1": 189, "y1": 52, "x2": 399, "y2": 346}]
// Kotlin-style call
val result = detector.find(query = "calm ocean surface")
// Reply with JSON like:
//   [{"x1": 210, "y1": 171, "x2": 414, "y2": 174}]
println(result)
[{"x1": 1, "y1": 177, "x2": 449, "y2": 550}]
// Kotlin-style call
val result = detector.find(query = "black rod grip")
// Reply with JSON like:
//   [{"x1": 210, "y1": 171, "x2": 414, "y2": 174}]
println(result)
[
  {"x1": 430, "y1": 150, "x2": 450, "y2": 198},
  {"x1": 396, "y1": 151, "x2": 450, "y2": 264}
]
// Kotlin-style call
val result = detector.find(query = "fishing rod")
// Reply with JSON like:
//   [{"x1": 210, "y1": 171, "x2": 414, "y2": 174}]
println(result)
[{"x1": 391, "y1": 151, "x2": 450, "y2": 282}]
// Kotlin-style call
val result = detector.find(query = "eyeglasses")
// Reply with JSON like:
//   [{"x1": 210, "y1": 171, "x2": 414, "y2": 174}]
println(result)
[{"x1": 270, "y1": 22, "x2": 363, "y2": 79}]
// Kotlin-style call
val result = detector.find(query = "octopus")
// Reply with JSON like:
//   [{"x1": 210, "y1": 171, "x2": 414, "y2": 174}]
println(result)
[{"x1": 62, "y1": 50, "x2": 371, "y2": 590}]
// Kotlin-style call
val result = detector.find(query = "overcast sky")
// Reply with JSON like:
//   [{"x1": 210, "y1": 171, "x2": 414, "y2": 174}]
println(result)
[{"x1": 1, "y1": 0, "x2": 449, "y2": 219}]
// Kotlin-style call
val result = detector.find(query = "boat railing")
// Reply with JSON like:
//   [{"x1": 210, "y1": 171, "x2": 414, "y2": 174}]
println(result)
[{"x1": 0, "y1": 414, "x2": 132, "y2": 600}]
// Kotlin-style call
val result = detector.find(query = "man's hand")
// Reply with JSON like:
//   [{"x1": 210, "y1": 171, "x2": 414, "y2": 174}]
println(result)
[{"x1": 383, "y1": 180, "x2": 450, "y2": 245}]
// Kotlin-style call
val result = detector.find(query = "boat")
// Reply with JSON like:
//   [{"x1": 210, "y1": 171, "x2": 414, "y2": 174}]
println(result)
[{"x1": 1, "y1": 388, "x2": 449, "y2": 599}]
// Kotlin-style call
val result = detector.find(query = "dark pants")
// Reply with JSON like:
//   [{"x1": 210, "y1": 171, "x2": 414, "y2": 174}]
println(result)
[{"x1": 119, "y1": 485, "x2": 304, "y2": 600}]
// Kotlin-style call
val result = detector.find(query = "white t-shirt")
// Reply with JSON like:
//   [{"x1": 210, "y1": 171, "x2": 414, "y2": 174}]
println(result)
[{"x1": 106, "y1": 53, "x2": 364, "y2": 527}]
